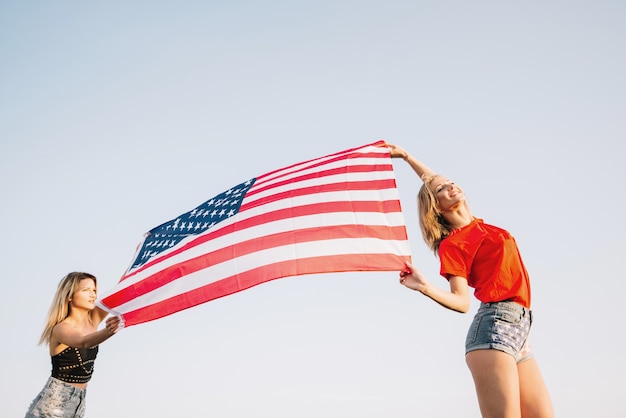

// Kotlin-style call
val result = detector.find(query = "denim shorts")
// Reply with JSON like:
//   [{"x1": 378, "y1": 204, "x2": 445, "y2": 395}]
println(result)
[
  {"x1": 465, "y1": 301, "x2": 534, "y2": 363},
  {"x1": 25, "y1": 377, "x2": 87, "y2": 418}
]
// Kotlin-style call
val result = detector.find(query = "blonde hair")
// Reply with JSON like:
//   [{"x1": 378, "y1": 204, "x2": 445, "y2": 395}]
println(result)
[
  {"x1": 38, "y1": 272, "x2": 97, "y2": 346},
  {"x1": 417, "y1": 175, "x2": 455, "y2": 256}
]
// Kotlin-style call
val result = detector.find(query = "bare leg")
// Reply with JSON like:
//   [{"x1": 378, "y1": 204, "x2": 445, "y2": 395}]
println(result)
[
  {"x1": 518, "y1": 358, "x2": 554, "y2": 418},
  {"x1": 466, "y1": 349, "x2": 521, "y2": 418}
]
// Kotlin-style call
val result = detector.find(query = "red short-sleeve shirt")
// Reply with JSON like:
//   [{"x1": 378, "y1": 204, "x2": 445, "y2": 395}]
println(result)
[{"x1": 439, "y1": 218, "x2": 531, "y2": 308}]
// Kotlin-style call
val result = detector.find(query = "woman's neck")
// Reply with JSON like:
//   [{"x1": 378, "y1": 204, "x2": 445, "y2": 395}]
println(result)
[
  {"x1": 67, "y1": 308, "x2": 93, "y2": 326},
  {"x1": 442, "y1": 205, "x2": 473, "y2": 230}
]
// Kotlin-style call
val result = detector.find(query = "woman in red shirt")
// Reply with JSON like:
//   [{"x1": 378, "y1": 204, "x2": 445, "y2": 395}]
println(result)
[{"x1": 389, "y1": 144, "x2": 553, "y2": 418}]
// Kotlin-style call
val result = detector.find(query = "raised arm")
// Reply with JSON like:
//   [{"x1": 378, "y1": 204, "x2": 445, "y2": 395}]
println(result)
[{"x1": 387, "y1": 144, "x2": 436, "y2": 181}]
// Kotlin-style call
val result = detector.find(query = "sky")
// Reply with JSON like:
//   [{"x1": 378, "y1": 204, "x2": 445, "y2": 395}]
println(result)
[{"x1": 1, "y1": 1, "x2": 625, "y2": 417}]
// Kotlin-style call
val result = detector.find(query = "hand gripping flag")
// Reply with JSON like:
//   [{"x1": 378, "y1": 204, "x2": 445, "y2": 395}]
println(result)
[{"x1": 98, "y1": 140, "x2": 411, "y2": 326}]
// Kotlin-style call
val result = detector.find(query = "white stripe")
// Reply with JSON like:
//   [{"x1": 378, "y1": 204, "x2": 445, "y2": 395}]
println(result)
[
  {"x1": 241, "y1": 187, "x2": 401, "y2": 219},
  {"x1": 112, "y1": 237, "x2": 411, "y2": 314},
  {"x1": 252, "y1": 157, "x2": 392, "y2": 191}
]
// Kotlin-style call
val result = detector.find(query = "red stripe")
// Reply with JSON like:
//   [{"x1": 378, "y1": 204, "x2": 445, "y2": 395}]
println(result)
[
  {"x1": 241, "y1": 178, "x2": 397, "y2": 212},
  {"x1": 248, "y1": 163, "x2": 393, "y2": 199},
  {"x1": 120, "y1": 252, "x2": 408, "y2": 326},
  {"x1": 101, "y1": 223, "x2": 407, "y2": 308}
]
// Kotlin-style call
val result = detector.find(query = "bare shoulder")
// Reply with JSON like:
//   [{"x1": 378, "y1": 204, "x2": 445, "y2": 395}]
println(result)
[
  {"x1": 52, "y1": 319, "x2": 76, "y2": 339},
  {"x1": 50, "y1": 321, "x2": 74, "y2": 355}
]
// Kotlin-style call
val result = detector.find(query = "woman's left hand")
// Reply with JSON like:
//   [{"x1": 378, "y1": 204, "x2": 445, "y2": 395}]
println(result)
[
  {"x1": 105, "y1": 316, "x2": 122, "y2": 335},
  {"x1": 399, "y1": 261, "x2": 430, "y2": 292},
  {"x1": 387, "y1": 143, "x2": 409, "y2": 159}
]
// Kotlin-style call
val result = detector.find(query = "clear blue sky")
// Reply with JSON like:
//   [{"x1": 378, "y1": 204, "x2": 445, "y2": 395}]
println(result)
[{"x1": 2, "y1": 1, "x2": 624, "y2": 417}]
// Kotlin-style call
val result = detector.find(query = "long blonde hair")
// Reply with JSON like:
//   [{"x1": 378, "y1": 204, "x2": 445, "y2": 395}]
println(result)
[
  {"x1": 38, "y1": 272, "x2": 97, "y2": 346},
  {"x1": 417, "y1": 175, "x2": 455, "y2": 256}
]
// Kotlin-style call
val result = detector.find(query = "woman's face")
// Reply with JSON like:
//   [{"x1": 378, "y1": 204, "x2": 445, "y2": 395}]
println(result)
[
  {"x1": 69, "y1": 278, "x2": 97, "y2": 311},
  {"x1": 430, "y1": 176, "x2": 465, "y2": 211}
]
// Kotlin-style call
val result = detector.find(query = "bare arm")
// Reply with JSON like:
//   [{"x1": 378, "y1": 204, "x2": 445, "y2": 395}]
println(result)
[
  {"x1": 399, "y1": 261, "x2": 470, "y2": 313},
  {"x1": 387, "y1": 144, "x2": 436, "y2": 181},
  {"x1": 52, "y1": 316, "x2": 121, "y2": 350}
]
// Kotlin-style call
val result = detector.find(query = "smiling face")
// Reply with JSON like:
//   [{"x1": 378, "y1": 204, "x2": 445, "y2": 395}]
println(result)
[
  {"x1": 69, "y1": 278, "x2": 97, "y2": 312},
  {"x1": 430, "y1": 175, "x2": 465, "y2": 212}
]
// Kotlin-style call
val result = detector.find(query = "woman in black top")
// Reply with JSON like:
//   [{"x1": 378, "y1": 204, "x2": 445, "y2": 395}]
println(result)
[{"x1": 25, "y1": 272, "x2": 120, "y2": 418}]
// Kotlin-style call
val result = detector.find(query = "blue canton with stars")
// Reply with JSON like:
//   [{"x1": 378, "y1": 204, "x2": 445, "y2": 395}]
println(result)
[{"x1": 131, "y1": 178, "x2": 256, "y2": 270}]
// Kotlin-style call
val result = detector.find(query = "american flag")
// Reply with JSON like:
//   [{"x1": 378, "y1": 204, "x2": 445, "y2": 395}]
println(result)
[{"x1": 98, "y1": 141, "x2": 411, "y2": 326}]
